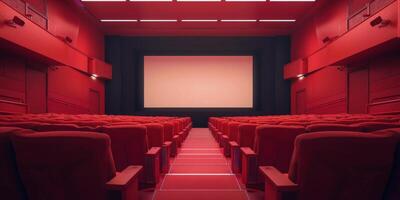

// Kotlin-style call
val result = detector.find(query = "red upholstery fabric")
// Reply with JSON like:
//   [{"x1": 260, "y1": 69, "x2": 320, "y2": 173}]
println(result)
[
  {"x1": 237, "y1": 124, "x2": 258, "y2": 148},
  {"x1": 162, "y1": 122, "x2": 175, "y2": 142},
  {"x1": 306, "y1": 123, "x2": 361, "y2": 132},
  {"x1": 254, "y1": 125, "x2": 305, "y2": 173},
  {"x1": 372, "y1": 128, "x2": 400, "y2": 200},
  {"x1": 143, "y1": 123, "x2": 164, "y2": 148},
  {"x1": 288, "y1": 131, "x2": 396, "y2": 200},
  {"x1": 0, "y1": 127, "x2": 34, "y2": 200},
  {"x1": 33, "y1": 123, "x2": 95, "y2": 132},
  {"x1": 11, "y1": 131, "x2": 116, "y2": 200},
  {"x1": 227, "y1": 122, "x2": 240, "y2": 141},
  {"x1": 99, "y1": 125, "x2": 148, "y2": 171},
  {"x1": 355, "y1": 122, "x2": 400, "y2": 132}
]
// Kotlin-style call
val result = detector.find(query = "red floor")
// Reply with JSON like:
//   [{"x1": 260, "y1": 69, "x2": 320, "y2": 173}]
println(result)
[{"x1": 152, "y1": 128, "x2": 250, "y2": 200}]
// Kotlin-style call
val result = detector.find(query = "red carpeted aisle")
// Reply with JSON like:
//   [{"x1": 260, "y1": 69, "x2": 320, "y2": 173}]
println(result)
[{"x1": 153, "y1": 128, "x2": 249, "y2": 200}]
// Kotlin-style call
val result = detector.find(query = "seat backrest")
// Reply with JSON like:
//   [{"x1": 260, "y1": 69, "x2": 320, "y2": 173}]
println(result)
[
  {"x1": 355, "y1": 122, "x2": 400, "y2": 132},
  {"x1": 372, "y1": 128, "x2": 400, "y2": 200},
  {"x1": 254, "y1": 125, "x2": 305, "y2": 172},
  {"x1": 306, "y1": 123, "x2": 361, "y2": 132},
  {"x1": 227, "y1": 122, "x2": 240, "y2": 141},
  {"x1": 99, "y1": 125, "x2": 148, "y2": 171},
  {"x1": 237, "y1": 123, "x2": 258, "y2": 147},
  {"x1": 33, "y1": 123, "x2": 95, "y2": 132},
  {"x1": 12, "y1": 131, "x2": 116, "y2": 200},
  {"x1": 0, "y1": 127, "x2": 34, "y2": 200},
  {"x1": 288, "y1": 131, "x2": 396, "y2": 200},
  {"x1": 143, "y1": 123, "x2": 164, "y2": 148},
  {"x1": 162, "y1": 122, "x2": 174, "y2": 142}
]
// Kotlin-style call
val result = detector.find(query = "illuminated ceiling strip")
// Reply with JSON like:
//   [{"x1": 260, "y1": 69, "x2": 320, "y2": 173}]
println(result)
[
  {"x1": 167, "y1": 173, "x2": 234, "y2": 176},
  {"x1": 221, "y1": 19, "x2": 257, "y2": 22},
  {"x1": 81, "y1": 0, "x2": 126, "y2": 2},
  {"x1": 177, "y1": 0, "x2": 221, "y2": 2},
  {"x1": 225, "y1": 0, "x2": 266, "y2": 2},
  {"x1": 100, "y1": 19, "x2": 297, "y2": 23},
  {"x1": 140, "y1": 19, "x2": 178, "y2": 22},
  {"x1": 100, "y1": 19, "x2": 138, "y2": 22},
  {"x1": 181, "y1": 19, "x2": 218, "y2": 22},
  {"x1": 270, "y1": 0, "x2": 315, "y2": 2},
  {"x1": 129, "y1": 0, "x2": 172, "y2": 1},
  {"x1": 259, "y1": 19, "x2": 296, "y2": 22}
]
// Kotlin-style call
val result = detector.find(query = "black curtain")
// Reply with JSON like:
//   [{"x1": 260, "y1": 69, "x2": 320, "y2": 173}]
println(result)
[{"x1": 105, "y1": 36, "x2": 291, "y2": 127}]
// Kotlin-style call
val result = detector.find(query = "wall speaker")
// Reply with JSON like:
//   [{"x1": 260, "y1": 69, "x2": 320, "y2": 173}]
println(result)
[{"x1": 6, "y1": 16, "x2": 25, "y2": 28}]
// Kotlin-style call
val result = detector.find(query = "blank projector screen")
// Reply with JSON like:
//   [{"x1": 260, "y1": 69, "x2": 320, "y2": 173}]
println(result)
[{"x1": 144, "y1": 56, "x2": 253, "y2": 108}]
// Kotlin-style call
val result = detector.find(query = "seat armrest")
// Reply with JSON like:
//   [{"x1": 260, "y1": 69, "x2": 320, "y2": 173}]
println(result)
[
  {"x1": 241, "y1": 147, "x2": 258, "y2": 185},
  {"x1": 229, "y1": 141, "x2": 239, "y2": 147},
  {"x1": 146, "y1": 147, "x2": 161, "y2": 156},
  {"x1": 163, "y1": 141, "x2": 172, "y2": 147},
  {"x1": 106, "y1": 166, "x2": 143, "y2": 190},
  {"x1": 107, "y1": 166, "x2": 143, "y2": 200},
  {"x1": 259, "y1": 166, "x2": 298, "y2": 191},
  {"x1": 241, "y1": 147, "x2": 256, "y2": 156}
]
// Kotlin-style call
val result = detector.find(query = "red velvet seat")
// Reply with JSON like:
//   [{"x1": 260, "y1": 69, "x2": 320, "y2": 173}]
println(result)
[
  {"x1": 230, "y1": 123, "x2": 258, "y2": 173},
  {"x1": 33, "y1": 123, "x2": 95, "y2": 132},
  {"x1": 98, "y1": 125, "x2": 160, "y2": 185},
  {"x1": 142, "y1": 123, "x2": 171, "y2": 173},
  {"x1": 0, "y1": 127, "x2": 33, "y2": 200},
  {"x1": 221, "y1": 121, "x2": 240, "y2": 157},
  {"x1": 11, "y1": 131, "x2": 142, "y2": 200},
  {"x1": 306, "y1": 123, "x2": 361, "y2": 132},
  {"x1": 372, "y1": 128, "x2": 400, "y2": 200},
  {"x1": 260, "y1": 131, "x2": 396, "y2": 200},
  {"x1": 241, "y1": 125, "x2": 305, "y2": 185},
  {"x1": 162, "y1": 122, "x2": 178, "y2": 157},
  {"x1": 354, "y1": 122, "x2": 400, "y2": 132}
]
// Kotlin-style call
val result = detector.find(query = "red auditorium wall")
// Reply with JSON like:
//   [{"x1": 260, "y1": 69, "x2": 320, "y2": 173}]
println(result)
[
  {"x1": 290, "y1": 0, "x2": 400, "y2": 115},
  {"x1": 0, "y1": 0, "x2": 105, "y2": 114}
]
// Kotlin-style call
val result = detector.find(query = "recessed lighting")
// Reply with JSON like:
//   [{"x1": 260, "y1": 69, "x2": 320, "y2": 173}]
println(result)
[
  {"x1": 270, "y1": 0, "x2": 315, "y2": 2},
  {"x1": 178, "y1": 0, "x2": 221, "y2": 1},
  {"x1": 221, "y1": 19, "x2": 257, "y2": 22},
  {"x1": 181, "y1": 19, "x2": 218, "y2": 22},
  {"x1": 226, "y1": 0, "x2": 266, "y2": 2},
  {"x1": 81, "y1": 0, "x2": 126, "y2": 2},
  {"x1": 259, "y1": 19, "x2": 296, "y2": 22},
  {"x1": 140, "y1": 19, "x2": 177, "y2": 22},
  {"x1": 100, "y1": 19, "x2": 138, "y2": 22},
  {"x1": 130, "y1": 0, "x2": 172, "y2": 1}
]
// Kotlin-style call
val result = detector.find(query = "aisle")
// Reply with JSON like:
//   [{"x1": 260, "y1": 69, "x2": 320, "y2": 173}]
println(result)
[{"x1": 153, "y1": 128, "x2": 249, "y2": 200}]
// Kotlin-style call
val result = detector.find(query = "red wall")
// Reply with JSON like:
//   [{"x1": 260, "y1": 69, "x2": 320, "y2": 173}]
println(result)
[
  {"x1": 290, "y1": 0, "x2": 400, "y2": 114},
  {"x1": 0, "y1": 0, "x2": 105, "y2": 114}
]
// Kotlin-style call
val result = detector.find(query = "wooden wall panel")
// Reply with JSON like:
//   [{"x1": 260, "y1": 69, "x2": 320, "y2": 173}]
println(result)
[
  {"x1": 0, "y1": 54, "x2": 27, "y2": 113},
  {"x1": 47, "y1": 66, "x2": 105, "y2": 114}
]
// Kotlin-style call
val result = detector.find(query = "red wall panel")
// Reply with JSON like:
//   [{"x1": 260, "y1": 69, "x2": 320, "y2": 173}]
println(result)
[
  {"x1": 290, "y1": 0, "x2": 400, "y2": 115},
  {"x1": 26, "y1": 67, "x2": 47, "y2": 113},
  {"x1": 0, "y1": 54, "x2": 27, "y2": 113},
  {"x1": 368, "y1": 53, "x2": 400, "y2": 113},
  {"x1": 0, "y1": 0, "x2": 105, "y2": 114},
  {"x1": 47, "y1": 0, "x2": 104, "y2": 59},
  {"x1": 47, "y1": 66, "x2": 105, "y2": 114}
]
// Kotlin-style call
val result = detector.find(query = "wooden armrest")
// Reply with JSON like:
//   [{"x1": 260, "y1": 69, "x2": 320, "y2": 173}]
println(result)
[
  {"x1": 146, "y1": 147, "x2": 161, "y2": 156},
  {"x1": 241, "y1": 147, "x2": 256, "y2": 156},
  {"x1": 163, "y1": 141, "x2": 172, "y2": 147},
  {"x1": 229, "y1": 141, "x2": 239, "y2": 147},
  {"x1": 259, "y1": 166, "x2": 298, "y2": 191},
  {"x1": 106, "y1": 165, "x2": 143, "y2": 190}
]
